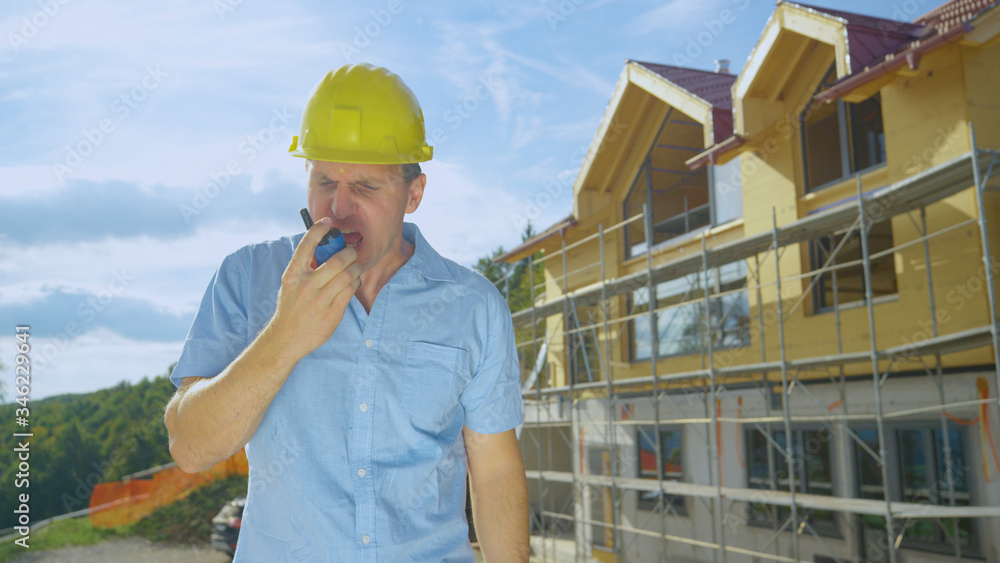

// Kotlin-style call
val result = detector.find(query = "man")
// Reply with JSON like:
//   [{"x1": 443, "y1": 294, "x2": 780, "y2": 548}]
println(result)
[{"x1": 164, "y1": 64, "x2": 528, "y2": 562}]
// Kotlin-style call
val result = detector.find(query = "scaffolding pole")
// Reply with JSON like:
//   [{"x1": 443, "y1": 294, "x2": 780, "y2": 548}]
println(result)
[
  {"x1": 643, "y1": 200, "x2": 670, "y2": 562},
  {"x1": 915, "y1": 202, "x2": 963, "y2": 561},
  {"x1": 856, "y1": 175, "x2": 899, "y2": 563},
  {"x1": 519, "y1": 137, "x2": 1000, "y2": 561},
  {"x1": 702, "y1": 234, "x2": 727, "y2": 563},
  {"x1": 970, "y1": 125, "x2": 1000, "y2": 410},
  {"x1": 771, "y1": 208, "x2": 802, "y2": 562},
  {"x1": 528, "y1": 254, "x2": 549, "y2": 560}
]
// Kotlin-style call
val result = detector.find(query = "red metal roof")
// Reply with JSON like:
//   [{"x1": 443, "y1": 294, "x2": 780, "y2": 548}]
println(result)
[
  {"x1": 917, "y1": 0, "x2": 997, "y2": 33},
  {"x1": 789, "y1": 0, "x2": 997, "y2": 75},
  {"x1": 786, "y1": 2, "x2": 927, "y2": 73},
  {"x1": 812, "y1": 0, "x2": 997, "y2": 104},
  {"x1": 631, "y1": 61, "x2": 735, "y2": 109},
  {"x1": 631, "y1": 61, "x2": 736, "y2": 143}
]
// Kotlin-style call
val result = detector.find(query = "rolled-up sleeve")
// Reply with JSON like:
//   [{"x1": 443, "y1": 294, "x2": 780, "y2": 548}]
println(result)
[
  {"x1": 460, "y1": 291, "x2": 524, "y2": 434},
  {"x1": 170, "y1": 251, "x2": 249, "y2": 387}
]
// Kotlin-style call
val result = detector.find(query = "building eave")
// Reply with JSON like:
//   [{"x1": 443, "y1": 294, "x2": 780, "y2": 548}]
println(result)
[
  {"x1": 814, "y1": 22, "x2": 969, "y2": 104},
  {"x1": 493, "y1": 216, "x2": 578, "y2": 264},
  {"x1": 686, "y1": 135, "x2": 747, "y2": 170}
]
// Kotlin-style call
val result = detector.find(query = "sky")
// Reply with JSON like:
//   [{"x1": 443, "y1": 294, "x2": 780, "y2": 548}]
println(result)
[{"x1": 0, "y1": 0, "x2": 918, "y2": 401}]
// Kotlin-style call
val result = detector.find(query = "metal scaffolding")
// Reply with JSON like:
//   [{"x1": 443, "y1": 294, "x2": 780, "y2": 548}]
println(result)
[{"x1": 507, "y1": 128, "x2": 1000, "y2": 562}]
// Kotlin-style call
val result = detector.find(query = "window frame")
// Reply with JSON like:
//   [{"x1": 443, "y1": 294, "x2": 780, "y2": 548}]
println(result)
[
  {"x1": 850, "y1": 422, "x2": 982, "y2": 557},
  {"x1": 709, "y1": 155, "x2": 744, "y2": 226},
  {"x1": 635, "y1": 425, "x2": 688, "y2": 516},
  {"x1": 808, "y1": 218, "x2": 898, "y2": 315},
  {"x1": 622, "y1": 115, "x2": 742, "y2": 261},
  {"x1": 627, "y1": 260, "x2": 751, "y2": 362},
  {"x1": 800, "y1": 66, "x2": 887, "y2": 193},
  {"x1": 743, "y1": 425, "x2": 841, "y2": 538}
]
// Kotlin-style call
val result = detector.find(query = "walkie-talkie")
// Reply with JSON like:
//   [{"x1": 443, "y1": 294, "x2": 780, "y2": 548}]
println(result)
[{"x1": 300, "y1": 208, "x2": 345, "y2": 266}]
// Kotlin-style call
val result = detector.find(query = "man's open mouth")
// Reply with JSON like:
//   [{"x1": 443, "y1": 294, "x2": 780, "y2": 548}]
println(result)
[{"x1": 341, "y1": 229, "x2": 363, "y2": 248}]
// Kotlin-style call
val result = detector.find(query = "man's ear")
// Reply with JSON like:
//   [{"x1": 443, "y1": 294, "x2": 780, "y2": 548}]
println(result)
[{"x1": 405, "y1": 173, "x2": 426, "y2": 214}]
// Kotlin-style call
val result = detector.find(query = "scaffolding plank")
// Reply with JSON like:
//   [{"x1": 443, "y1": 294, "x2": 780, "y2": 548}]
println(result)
[
  {"x1": 524, "y1": 470, "x2": 1000, "y2": 519},
  {"x1": 548, "y1": 325, "x2": 996, "y2": 391},
  {"x1": 512, "y1": 152, "x2": 984, "y2": 327}
]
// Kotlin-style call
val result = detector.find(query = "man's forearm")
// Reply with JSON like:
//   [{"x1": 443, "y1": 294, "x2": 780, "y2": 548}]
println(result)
[
  {"x1": 470, "y1": 464, "x2": 530, "y2": 562},
  {"x1": 165, "y1": 324, "x2": 300, "y2": 472}
]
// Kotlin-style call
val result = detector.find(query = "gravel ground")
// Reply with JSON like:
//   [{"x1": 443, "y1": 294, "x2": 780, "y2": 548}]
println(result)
[{"x1": 9, "y1": 537, "x2": 231, "y2": 563}]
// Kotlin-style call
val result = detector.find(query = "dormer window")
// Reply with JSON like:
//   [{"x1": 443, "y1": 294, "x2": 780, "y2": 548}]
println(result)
[{"x1": 801, "y1": 65, "x2": 886, "y2": 192}]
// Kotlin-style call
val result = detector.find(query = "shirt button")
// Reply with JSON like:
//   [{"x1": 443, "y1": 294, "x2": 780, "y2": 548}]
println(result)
[
  {"x1": 365, "y1": 339, "x2": 373, "y2": 348},
  {"x1": 358, "y1": 468, "x2": 366, "y2": 478},
  {"x1": 359, "y1": 402, "x2": 368, "y2": 412},
  {"x1": 362, "y1": 534, "x2": 370, "y2": 545}
]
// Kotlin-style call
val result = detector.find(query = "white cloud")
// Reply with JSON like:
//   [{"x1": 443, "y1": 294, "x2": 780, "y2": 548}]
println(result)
[
  {"x1": 494, "y1": 48, "x2": 614, "y2": 98},
  {"x1": 5, "y1": 328, "x2": 183, "y2": 400},
  {"x1": 630, "y1": 0, "x2": 726, "y2": 35},
  {"x1": 411, "y1": 159, "x2": 535, "y2": 266},
  {"x1": 0, "y1": 165, "x2": 64, "y2": 196},
  {"x1": 0, "y1": 223, "x2": 297, "y2": 314},
  {"x1": 430, "y1": 20, "x2": 545, "y2": 127}
]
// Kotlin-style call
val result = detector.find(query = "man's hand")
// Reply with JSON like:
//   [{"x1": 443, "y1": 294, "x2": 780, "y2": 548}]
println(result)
[
  {"x1": 268, "y1": 217, "x2": 362, "y2": 360},
  {"x1": 165, "y1": 217, "x2": 362, "y2": 473}
]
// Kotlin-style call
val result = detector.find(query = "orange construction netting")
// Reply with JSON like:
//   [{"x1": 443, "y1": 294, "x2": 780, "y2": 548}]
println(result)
[{"x1": 89, "y1": 449, "x2": 248, "y2": 528}]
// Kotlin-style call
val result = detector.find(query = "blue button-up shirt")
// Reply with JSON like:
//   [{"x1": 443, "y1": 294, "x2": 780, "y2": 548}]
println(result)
[{"x1": 171, "y1": 223, "x2": 523, "y2": 562}]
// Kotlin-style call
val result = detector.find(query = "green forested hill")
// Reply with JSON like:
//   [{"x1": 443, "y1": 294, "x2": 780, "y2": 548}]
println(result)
[{"x1": 0, "y1": 366, "x2": 177, "y2": 530}]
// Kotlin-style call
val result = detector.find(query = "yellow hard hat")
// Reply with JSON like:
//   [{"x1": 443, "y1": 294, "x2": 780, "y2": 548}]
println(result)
[{"x1": 288, "y1": 64, "x2": 433, "y2": 164}]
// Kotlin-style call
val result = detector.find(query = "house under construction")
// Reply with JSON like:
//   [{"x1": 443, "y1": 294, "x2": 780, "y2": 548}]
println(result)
[{"x1": 497, "y1": 1, "x2": 1000, "y2": 561}]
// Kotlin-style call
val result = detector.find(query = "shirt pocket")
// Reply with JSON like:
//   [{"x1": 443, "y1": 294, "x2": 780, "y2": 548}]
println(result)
[{"x1": 402, "y1": 341, "x2": 472, "y2": 431}]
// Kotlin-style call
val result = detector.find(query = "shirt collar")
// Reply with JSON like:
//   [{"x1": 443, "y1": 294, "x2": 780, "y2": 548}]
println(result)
[{"x1": 399, "y1": 222, "x2": 455, "y2": 283}]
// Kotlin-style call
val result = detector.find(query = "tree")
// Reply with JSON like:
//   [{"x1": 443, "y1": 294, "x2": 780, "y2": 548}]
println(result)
[
  {"x1": 0, "y1": 352, "x2": 5, "y2": 403},
  {"x1": 472, "y1": 222, "x2": 545, "y2": 377}
]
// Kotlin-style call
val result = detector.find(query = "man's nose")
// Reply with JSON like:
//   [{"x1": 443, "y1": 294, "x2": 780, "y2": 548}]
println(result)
[{"x1": 329, "y1": 186, "x2": 357, "y2": 219}]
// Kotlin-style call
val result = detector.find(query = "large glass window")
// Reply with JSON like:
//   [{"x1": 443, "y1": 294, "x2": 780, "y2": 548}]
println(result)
[
  {"x1": 624, "y1": 161, "x2": 711, "y2": 257},
  {"x1": 853, "y1": 424, "x2": 977, "y2": 556},
  {"x1": 630, "y1": 261, "x2": 750, "y2": 360},
  {"x1": 745, "y1": 427, "x2": 838, "y2": 535},
  {"x1": 801, "y1": 66, "x2": 886, "y2": 192},
  {"x1": 636, "y1": 427, "x2": 686, "y2": 514},
  {"x1": 623, "y1": 111, "x2": 715, "y2": 258},
  {"x1": 810, "y1": 219, "x2": 897, "y2": 312},
  {"x1": 712, "y1": 155, "x2": 743, "y2": 225}
]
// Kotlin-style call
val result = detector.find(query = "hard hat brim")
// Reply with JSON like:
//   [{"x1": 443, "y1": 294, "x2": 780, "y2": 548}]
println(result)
[{"x1": 289, "y1": 144, "x2": 432, "y2": 165}]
